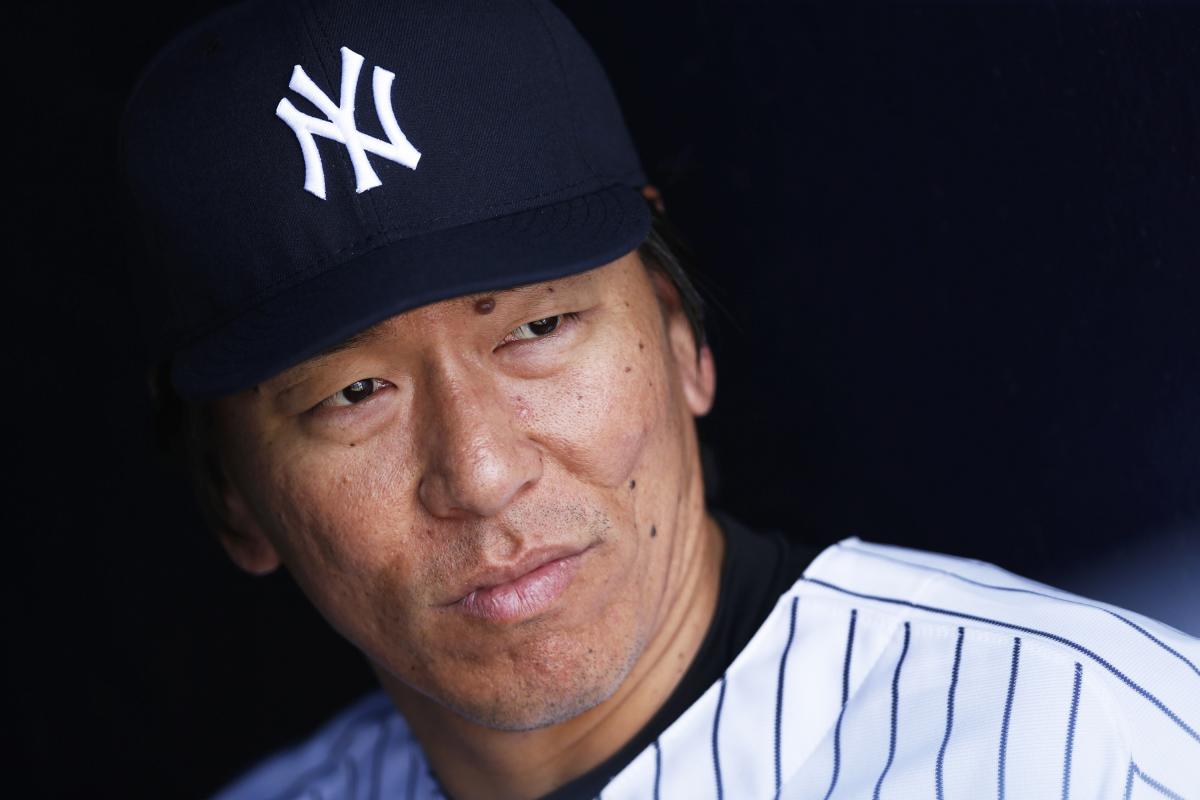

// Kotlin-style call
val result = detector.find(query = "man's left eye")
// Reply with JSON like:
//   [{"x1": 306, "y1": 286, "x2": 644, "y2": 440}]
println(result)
[
  {"x1": 509, "y1": 315, "x2": 563, "y2": 340},
  {"x1": 319, "y1": 378, "x2": 391, "y2": 408}
]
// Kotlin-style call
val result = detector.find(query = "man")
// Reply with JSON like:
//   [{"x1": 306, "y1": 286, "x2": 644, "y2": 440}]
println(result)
[{"x1": 120, "y1": 1, "x2": 1199, "y2": 798}]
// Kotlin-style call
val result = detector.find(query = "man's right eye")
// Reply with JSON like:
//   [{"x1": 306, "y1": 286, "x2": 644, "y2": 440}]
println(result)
[{"x1": 319, "y1": 378, "x2": 391, "y2": 408}]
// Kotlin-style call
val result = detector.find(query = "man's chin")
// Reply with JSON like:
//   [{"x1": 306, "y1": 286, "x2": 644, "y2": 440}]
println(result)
[
  {"x1": 455, "y1": 684, "x2": 620, "y2": 732},
  {"x1": 377, "y1": 635, "x2": 643, "y2": 733},
  {"x1": 444, "y1": 648, "x2": 637, "y2": 732}
]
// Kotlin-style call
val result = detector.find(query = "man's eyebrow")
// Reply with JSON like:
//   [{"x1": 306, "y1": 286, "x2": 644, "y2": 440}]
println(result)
[{"x1": 313, "y1": 321, "x2": 392, "y2": 361}]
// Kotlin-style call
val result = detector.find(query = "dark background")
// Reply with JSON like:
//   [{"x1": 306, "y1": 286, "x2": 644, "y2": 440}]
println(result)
[{"x1": 11, "y1": 2, "x2": 1198, "y2": 797}]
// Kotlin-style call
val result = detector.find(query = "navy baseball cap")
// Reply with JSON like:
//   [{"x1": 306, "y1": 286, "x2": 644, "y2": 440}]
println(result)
[{"x1": 119, "y1": 0, "x2": 649, "y2": 400}]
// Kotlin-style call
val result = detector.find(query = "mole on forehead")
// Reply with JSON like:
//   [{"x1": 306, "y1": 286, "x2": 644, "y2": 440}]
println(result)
[{"x1": 463, "y1": 283, "x2": 539, "y2": 314}]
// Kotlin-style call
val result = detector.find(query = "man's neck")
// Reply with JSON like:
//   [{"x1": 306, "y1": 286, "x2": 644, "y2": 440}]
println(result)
[{"x1": 378, "y1": 503, "x2": 725, "y2": 800}]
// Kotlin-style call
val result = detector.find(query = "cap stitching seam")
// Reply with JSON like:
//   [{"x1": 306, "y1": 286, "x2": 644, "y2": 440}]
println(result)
[
  {"x1": 525, "y1": 0, "x2": 600, "y2": 182},
  {"x1": 296, "y1": 0, "x2": 338, "y2": 116},
  {"x1": 308, "y1": 0, "x2": 386, "y2": 229}
]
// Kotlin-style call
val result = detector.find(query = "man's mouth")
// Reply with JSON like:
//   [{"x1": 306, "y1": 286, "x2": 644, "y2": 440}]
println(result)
[{"x1": 444, "y1": 544, "x2": 591, "y2": 624}]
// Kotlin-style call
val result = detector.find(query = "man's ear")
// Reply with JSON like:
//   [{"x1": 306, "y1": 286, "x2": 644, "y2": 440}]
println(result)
[
  {"x1": 647, "y1": 268, "x2": 716, "y2": 417},
  {"x1": 197, "y1": 449, "x2": 281, "y2": 576},
  {"x1": 641, "y1": 184, "x2": 666, "y2": 215}
]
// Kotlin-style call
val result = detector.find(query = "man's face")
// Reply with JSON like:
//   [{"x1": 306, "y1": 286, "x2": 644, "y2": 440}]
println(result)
[{"x1": 211, "y1": 251, "x2": 715, "y2": 731}]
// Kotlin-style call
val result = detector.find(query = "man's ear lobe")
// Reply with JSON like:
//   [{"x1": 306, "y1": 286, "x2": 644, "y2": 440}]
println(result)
[
  {"x1": 201, "y1": 454, "x2": 281, "y2": 576},
  {"x1": 216, "y1": 493, "x2": 282, "y2": 576},
  {"x1": 682, "y1": 342, "x2": 716, "y2": 417}
]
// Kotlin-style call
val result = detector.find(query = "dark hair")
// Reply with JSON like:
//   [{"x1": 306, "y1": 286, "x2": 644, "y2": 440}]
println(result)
[
  {"x1": 638, "y1": 201, "x2": 707, "y2": 352},
  {"x1": 150, "y1": 196, "x2": 707, "y2": 525}
]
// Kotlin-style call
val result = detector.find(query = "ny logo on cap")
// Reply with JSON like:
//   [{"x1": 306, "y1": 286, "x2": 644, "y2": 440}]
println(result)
[{"x1": 276, "y1": 46, "x2": 422, "y2": 200}]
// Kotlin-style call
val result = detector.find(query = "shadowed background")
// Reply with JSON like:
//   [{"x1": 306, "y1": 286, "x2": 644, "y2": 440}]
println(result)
[{"x1": 10, "y1": 2, "x2": 1197, "y2": 796}]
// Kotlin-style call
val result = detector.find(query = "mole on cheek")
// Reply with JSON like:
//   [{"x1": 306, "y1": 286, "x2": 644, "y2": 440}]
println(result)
[
  {"x1": 474, "y1": 297, "x2": 496, "y2": 315},
  {"x1": 629, "y1": 479, "x2": 636, "y2": 489},
  {"x1": 650, "y1": 524, "x2": 657, "y2": 538}
]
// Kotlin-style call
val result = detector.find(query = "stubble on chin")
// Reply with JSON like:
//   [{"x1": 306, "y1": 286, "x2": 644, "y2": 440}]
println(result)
[{"x1": 442, "y1": 623, "x2": 646, "y2": 732}]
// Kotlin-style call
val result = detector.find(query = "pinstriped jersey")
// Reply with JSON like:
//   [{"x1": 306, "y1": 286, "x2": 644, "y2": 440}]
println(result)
[{"x1": 212, "y1": 537, "x2": 1200, "y2": 799}]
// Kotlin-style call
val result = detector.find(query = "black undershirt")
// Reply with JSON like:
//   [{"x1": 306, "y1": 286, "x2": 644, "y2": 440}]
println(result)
[{"x1": 538, "y1": 510, "x2": 820, "y2": 800}]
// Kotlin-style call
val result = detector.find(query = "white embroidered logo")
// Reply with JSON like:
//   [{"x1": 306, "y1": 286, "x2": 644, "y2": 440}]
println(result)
[{"x1": 276, "y1": 46, "x2": 422, "y2": 200}]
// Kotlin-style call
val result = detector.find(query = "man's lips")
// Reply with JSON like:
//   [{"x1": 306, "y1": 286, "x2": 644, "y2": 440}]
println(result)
[{"x1": 441, "y1": 544, "x2": 591, "y2": 623}]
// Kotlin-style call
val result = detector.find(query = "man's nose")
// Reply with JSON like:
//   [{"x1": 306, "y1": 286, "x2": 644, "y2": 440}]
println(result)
[{"x1": 416, "y1": 370, "x2": 542, "y2": 519}]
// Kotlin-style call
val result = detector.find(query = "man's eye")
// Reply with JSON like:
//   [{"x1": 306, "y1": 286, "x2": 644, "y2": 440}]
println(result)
[
  {"x1": 502, "y1": 312, "x2": 581, "y2": 346},
  {"x1": 319, "y1": 378, "x2": 390, "y2": 408},
  {"x1": 510, "y1": 316, "x2": 562, "y2": 340}
]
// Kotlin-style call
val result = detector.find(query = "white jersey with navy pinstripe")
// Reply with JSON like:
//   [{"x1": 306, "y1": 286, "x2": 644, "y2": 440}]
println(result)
[{"x1": 212, "y1": 536, "x2": 1200, "y2": 799}]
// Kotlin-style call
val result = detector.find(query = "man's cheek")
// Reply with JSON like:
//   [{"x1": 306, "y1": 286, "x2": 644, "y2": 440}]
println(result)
[
  {"x1": 256, "y1": 452, "x2": 402, "y2": 576},
  {"x1": 523, "y1": 359, "x2": 666, "y2": 489}
]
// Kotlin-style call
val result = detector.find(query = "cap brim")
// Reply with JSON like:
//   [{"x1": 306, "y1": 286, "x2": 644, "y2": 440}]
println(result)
[{"x1": 171, "y1": 184, "x2": 650, "y2": 400}]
